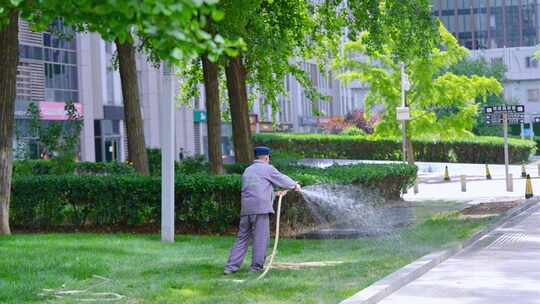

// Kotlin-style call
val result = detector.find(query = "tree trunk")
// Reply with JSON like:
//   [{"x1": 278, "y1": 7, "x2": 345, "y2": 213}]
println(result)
[
  {"x1": 406, "y1": 135, "x2": 415, "y2": 165},
  {"x1": 225, "y1": 56, "x2": 253, "y2": 164},
  {"x1": 202, "y1": 55, "x2": 224, "y2": 175},
  {"x1": 0, "y1": 11, "x2": 19, "y2": 235},
  {"x1": 115, "y1": 38, "x2": 150, "y2": 176}
]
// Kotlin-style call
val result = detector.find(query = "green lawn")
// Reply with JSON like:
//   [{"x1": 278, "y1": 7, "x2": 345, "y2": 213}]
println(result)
[{"x1": 0, "y1": 213, "x2": 492, "y2": 304}]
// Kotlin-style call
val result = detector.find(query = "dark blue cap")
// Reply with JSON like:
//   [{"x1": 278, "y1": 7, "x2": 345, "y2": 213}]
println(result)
[{"x1": 254, "y1": 146, "x2": 272, "y2": 157}]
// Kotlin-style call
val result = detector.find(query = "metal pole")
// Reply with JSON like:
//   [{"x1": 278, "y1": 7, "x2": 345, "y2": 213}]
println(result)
[
  {"x1": 521, "y1": 121, "x2": 524, "y2": 139},
  {"x1": 160, "y1": 66, "x2": 175, "y2": 243},
  {"x1": 530, "y1": 121, "x2": 534, "y2": 140},
  {"x1": 504, "y1": 112, "x2": 511, "y2": 192},
  {"x1": 400, "y1": 63, "x2": 407, "y2": 163}
]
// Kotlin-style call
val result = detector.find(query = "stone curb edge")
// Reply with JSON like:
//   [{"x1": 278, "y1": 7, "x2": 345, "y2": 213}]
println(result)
[{"x1": 340, "y1": 198, "x2": 539, "y2": 304}]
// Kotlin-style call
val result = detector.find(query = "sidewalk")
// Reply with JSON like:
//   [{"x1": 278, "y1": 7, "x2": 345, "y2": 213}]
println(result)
[{"x1": 378, "y1": 203, "x2": 540, "y2": 304}]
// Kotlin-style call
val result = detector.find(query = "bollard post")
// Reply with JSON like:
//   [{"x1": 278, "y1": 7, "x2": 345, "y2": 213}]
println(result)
[
  {"x1": 444, "y1": 166, "x2": 450, "y2": 182},
  {"x1": 414, "y1": 179, "x2": 419, "y2": 194},
  {"x1": 525, "y1": 174, "x2": 533, "y2": 199},
  {"x1": 485, "y1": 164, "x2": 492, "y2": 180},
  {"x1": 460, "y1": 175, "x2": 466, "y2": 192},
  {"x1": 537, "y1": 164, "x2": 540, "y2": 177}
]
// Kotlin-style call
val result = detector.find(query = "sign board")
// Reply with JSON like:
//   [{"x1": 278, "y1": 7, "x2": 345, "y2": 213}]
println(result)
[
  {"x1": 485, "y1": 113, "x2": 525, "y2": 125},
  {"x1": 484, "y1": 105, "x2": 525, "y2": 114},
  {"x1": 396, "y1": 107, "x2": 410, "y2": 121},
  {"x1": 39, "y1": 101, "x2": 83, "y2": 120},
  {"x1": 484, "y1": 105, "x2": 525, "y2": 125},
  {"x1": 193, "y1": 110, "x2": 207, "y2": 123}
]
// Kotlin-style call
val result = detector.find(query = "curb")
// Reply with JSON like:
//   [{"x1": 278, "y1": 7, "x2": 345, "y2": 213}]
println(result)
[{"x1": 340, "y1": 199, "x2": 539, "y2": 304}]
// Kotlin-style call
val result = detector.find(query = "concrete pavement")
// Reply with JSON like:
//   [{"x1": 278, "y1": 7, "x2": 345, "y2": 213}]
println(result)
[{"x1": 378, "y1": 203, "x2": 540, "y2": 304}]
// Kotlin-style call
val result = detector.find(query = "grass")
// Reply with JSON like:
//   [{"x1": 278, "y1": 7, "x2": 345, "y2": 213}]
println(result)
[{"x1": 0, "y1": 212, "x2": 493, "y2": 304}]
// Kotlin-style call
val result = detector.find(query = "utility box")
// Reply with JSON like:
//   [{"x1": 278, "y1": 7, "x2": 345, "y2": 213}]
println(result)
[{"x1": 396, "y1": 107, "x2": 410, "y2": 121}]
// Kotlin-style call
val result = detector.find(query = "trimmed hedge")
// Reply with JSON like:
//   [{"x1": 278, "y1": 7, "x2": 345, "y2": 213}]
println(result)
[
  {"x1": 13, "y1": 160, "x2": 136, "y2": 176},
  {"x1": 10, "y1": 163, "x2": 416, "y2": 232},
  {"x1": 253, "y1": 133, "x2": 536, "y2": 164}
]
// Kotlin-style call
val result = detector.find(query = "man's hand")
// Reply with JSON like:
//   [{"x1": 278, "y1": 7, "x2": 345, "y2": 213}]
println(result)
[
  {"x1": 293, "y1": 183, "x2": 301, "y2": 192},
  {"x1": 275, "y1": 190, "x2": 288, "y2": 197}
]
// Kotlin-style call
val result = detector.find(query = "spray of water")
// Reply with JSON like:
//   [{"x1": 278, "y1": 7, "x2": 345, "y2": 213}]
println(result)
[{"x1": 298, "y1": 184, "x2": 412, "y2": 238}]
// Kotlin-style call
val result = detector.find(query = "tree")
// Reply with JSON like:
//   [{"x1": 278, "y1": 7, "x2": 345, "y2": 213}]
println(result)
[
  {"x1": 179, "y1": 0, "x2": 341, "y2": 167},
  {"x1": 0, "y1": 9, "x2": 18, "y2": 235},
  {"x1": 0, "y1": 0, "x2": 238, "y2": 234},
  {"x1": 335, "y1": 23, "x2": 502, "y2": 157},
  {"x1": 115, "y1": 38, "x2": 149, "y2": 175},
  {"x1": 447, "y1": 58, "x2": 507, "y2": 136},
  {"x1": 202, "y1": 54, "x2": 225, "y2": 175}
]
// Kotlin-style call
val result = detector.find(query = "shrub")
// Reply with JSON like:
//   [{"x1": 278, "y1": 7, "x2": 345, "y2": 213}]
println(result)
[
  {"x1": 341, "y1": 126, "x2": 365, "y2": 136},
  {"x1": 10, "y1": 174, "x2": 241, "y2": 232},
  {"x1": 13, "y1": 160, "x2": 135, "y2": 176},
  {"x1": 253, "y1": 133, "x2": 536, "y2": 164},
  {"x1": 10, "y1": 163, "x2": 416, "y2": 232}
]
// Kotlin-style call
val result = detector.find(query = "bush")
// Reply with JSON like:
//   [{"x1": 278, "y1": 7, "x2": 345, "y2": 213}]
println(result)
[
  {"x1": 341, "y1": 126, "x2": 365, "y2": 136},
  {"x1": 253, "y1": 133, "x2": 536, "y2": 164},
  {"x1": 10, "y1": 163, "x2": 416, "y2": 232},
  {"x1": 13, "y1": 160, "x2": 135, "y2": 176},
  {"x1": 11, "y1": 174, "x2": 241, "y2": 232}
]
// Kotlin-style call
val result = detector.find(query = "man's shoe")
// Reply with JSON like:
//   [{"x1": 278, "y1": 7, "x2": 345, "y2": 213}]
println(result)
[
  {"x1": 223, "y1": 269, "x2": 236, "y2": 275},
  {"x1": 249, "y1": 268, "x2": 263, "y2": 273}
]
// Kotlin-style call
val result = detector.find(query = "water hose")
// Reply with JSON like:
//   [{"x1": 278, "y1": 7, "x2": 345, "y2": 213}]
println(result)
[{"x1": 256, "y1": 191, "x2": 286, "y2": 280}]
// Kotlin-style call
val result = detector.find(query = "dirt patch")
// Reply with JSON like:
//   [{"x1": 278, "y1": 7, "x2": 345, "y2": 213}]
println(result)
[{"x1": 461, "y1": 200, "x2": 520, "y2": 216}]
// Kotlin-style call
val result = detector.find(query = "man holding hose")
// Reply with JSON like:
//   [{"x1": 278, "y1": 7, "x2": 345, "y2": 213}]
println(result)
[{"x1": 224, "y1": 146, "x2": 301, "y2": 275}]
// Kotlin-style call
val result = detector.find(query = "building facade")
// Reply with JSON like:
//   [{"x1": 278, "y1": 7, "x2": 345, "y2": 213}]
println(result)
[
  {"x1": 434, "y1": 1, "x2": 540, "y2": 118},
  {"x1": 14, "y1": 20, "x2": 196, "y2": 162},
  {"x1": 433, "y1": 0, "x2": 540, "y2": 49}
]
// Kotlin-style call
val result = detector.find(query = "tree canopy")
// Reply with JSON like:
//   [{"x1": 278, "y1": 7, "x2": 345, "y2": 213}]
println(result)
[{"x1": 334, "y1": 23, "x2": 503, "y2": 139}]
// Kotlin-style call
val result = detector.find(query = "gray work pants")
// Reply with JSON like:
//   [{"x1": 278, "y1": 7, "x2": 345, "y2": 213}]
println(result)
[{"x1": 224, "y1": 214, "x2": 270, "y2": 272}]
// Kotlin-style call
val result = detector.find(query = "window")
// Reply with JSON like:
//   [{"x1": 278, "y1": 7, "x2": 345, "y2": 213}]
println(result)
[
  {"x1": 490, "y1": 57, "x2": 503, "y2": 65},
  {"x1": 528, "y1": 89, "x2": 540, "y2": 102},
  {"x1": 19, "y1": 45, "x2": 43, "y2": 60},
  {"x1": 525, "y1": 56, "x2": 538, "y2": 68}
]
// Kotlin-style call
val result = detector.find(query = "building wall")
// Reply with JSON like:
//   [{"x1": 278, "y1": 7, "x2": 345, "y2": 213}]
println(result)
[
  {"x1": 433, "y1": 0, "x2": 540, "y2": 49},
  {"x1": 470, "y1": 46, "x2": 540, "y2": 114}
]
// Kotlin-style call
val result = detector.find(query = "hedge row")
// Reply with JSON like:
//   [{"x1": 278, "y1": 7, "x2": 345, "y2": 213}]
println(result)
[
  {"x1": 10, "y1": 163, "x2": 416, "y2": 232},
  {"x1": 13, "y1": 160, "x2": 136, "y2": 176},
  {"x1": 253, "y1": 133, "x2": 536, "y2": 164}
]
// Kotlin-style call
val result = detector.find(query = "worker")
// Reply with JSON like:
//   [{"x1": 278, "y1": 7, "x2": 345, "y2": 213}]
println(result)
[{"x1": 224, "y1": 146, "x2": 301, "y2": 275}]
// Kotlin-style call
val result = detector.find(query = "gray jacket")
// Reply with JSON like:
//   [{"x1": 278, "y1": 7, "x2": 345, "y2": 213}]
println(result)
[{"x1": 240, "y1": 160, "x2": 297, "y2": 215}]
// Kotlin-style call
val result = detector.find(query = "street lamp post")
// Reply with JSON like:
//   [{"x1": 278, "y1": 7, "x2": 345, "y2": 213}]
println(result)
[{"x1": 160, "y1": 65, "x2": 175, "y2": 242}]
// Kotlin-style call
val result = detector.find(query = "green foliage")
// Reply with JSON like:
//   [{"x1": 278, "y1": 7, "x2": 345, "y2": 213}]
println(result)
[
  {"x1": 13, "y1": 160, "x2": 135, "y2": 176},
  {"x1": 347, "y1": 0, "x2": 439, "y2": 62},
  {"x1": 25, "y1": 101, "x2": 83, "y2": 172},
  {"x1": 0, "y1": 0, "x2": 241, "y2": 67},
  {"x1": 10, "y1": 162, "x2": 416, "y2": 230},
  {"x1": 446, "y1": 58, "x2": 508, "y2": 136},
  {"x1": 253, "y1": 133, "x2": 536, "y2": 164},
  {"x1": 334, "y1": 23, "x2": 502, "y2": 140},
  {"x1": 10, "y1": 174, "x2": 242, "y2": 232},
  {"x1": 341, "y1": 126, "x2": 365, "y2": 136}
]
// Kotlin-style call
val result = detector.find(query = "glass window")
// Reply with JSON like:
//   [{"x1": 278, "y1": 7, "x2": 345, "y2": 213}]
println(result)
[{"x1": 525, "y1": 56, "x2": 539, "y2": 68}]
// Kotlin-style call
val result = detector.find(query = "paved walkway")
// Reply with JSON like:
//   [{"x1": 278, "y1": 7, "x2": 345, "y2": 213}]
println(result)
[{"x1": 379, "y1": 204, "x2": 540, "y2": 304}]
